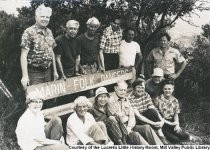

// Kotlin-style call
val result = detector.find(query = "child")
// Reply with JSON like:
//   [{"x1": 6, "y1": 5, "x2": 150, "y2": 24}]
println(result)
[{"x1": 154, "y1": 80, "x2": 190, "y2": 144}]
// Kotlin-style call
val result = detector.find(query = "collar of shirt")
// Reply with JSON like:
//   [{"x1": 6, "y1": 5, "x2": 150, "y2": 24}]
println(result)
[{"x1": 34, "y1": 24, "x2": 48, "y2": 36}]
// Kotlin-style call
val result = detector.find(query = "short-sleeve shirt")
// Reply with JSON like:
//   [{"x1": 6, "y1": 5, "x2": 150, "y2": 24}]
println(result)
[
  {"x1": 21, "y1": 24, "x2": 56, "y2": 70},
  {"x1": 54, "y1": 34, "x2": 79, "y2": 69},
  {"x1": 128, "y1": 91, "x2": 154, "y2": 113},
  {"x1": 154, "y1": 94, "x2": 180, "y2": 120},
  {"x1": 147, "y1": 47, "x2": 185, "y2": 75},
  {"x1": 119, "y1": 40, "x2": 141, "y2": 67},
  {"x1": 77, "y1": 33, "x2": 100, "y2": 65},
  {"x1": 100, "y1": 26, "x2": 122, "y2": 54}
]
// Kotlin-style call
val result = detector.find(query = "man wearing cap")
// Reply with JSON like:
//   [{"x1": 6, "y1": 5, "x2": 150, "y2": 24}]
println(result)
[
  {"x1": 146, "y1": 32, "x2": 187, "y2": 80},
  {"x1": 107, "y1": 80, "x2": 163, "y2": 145},
  {"x1": 145, "y1": 68, "x2": 165, "y2": 100},
  {"x1": 66, "y1": 96, "x2": 110, "y2": 145},
  {"x1": 20, "y1": 4, "x2": 58, "y2": 90},
  {"x1": 128, "y1": 78, "x2": 168, "y2": 144},
  {"x1": 15, "y1": 91, "x2": 68, "y2": 150}
]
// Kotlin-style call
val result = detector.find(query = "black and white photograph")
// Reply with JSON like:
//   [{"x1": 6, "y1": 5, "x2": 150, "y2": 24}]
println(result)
[{"x1": 0, "y1": 0, "x2": 210, "y2": 149}]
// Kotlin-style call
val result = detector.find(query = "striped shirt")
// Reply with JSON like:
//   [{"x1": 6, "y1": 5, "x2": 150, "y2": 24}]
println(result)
[
  {"x1": 128, "y1": 91, "x2": 154, "y2": 113},
  {"x1": 100, "y1": 25, "x2": 122, "y2": 53}
]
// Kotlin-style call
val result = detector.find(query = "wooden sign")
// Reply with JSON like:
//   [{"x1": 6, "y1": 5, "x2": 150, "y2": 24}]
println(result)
[{"x1": 26, "y1": 67, "x2": 134, "y2": 100}]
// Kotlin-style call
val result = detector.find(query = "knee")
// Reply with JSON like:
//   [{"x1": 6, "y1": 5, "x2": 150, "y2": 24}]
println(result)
[
  {"x1": 97, "y1": 121, "x2": 106, "y2": 129},
  {"x1": 142, "y1": 124, "x2": 152, "y2": 131},
  {"x1": 51, "y1": 116, "x2": 62, "y2": 125}
]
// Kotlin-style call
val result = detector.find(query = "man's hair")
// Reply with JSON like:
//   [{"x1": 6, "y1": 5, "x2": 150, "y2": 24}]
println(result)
[
  {"x1": 66, "y1": 20, "x2": 80, "y2": 28},
  {"x1": 158, "y1": 32, "x2": 171, "y2": 41},
  {"x1": 124, "y1": 27, "x2": 136, "y2": 34},
  {"x1": 116, "y1": 80, "x2": 128, "y2": 88},
  {"x1": 86, "y1": 17, "x2": 100, "y2": 27},
  {"x1": 35, "y1": 4, "x2": 52, "y2": 17},
  {"x1": 110, "y1": 15, "x2": 121, "y2": 22}
]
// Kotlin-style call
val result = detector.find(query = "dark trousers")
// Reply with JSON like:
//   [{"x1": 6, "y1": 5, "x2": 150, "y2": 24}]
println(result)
[
  {"x1": 28, "y1": 67, "x2": 51, "y2": 85},
  {"x1": 133, "y1": 124, "x2": 163, "y2": 145},
  {"x1": 64, "y1": 67, "x2": 75, "y2": 78},
  {"x1": 105, "y1": 116, "x2": 128, "y2": 144},
  {"x1": 136, "y1": 109, "x2": 161, "y2": 128},
  {"x1": 162, "y1": 120, "x2": 189, "y2": 144},
  {"x1": 104, "y1": 53, "x2": 119, "y2": 71}
]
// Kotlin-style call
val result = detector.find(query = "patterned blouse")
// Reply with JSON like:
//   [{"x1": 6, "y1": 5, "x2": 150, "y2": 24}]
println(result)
[
  {"x1": 21, "y1": 24, "x2": 56, "y2": 70},
  {"x1": 154, "y1": 94, "x2": 180, "y2": 120}
]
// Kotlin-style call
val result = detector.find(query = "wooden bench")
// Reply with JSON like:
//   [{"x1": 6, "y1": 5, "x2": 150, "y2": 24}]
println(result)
[{"x1": 26, "y1": 67, "x2": 134, "y2": 119}]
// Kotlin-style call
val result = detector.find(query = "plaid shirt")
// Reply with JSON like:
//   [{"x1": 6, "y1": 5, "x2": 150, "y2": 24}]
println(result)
[
  {"x1": 128, "y1": 91, "x2": 154, "y2": 114},
  {"x1": 21, "y1": 24, "x2": 56, "y2": 70},
  {"x1": 100, "y1": 25, "x2": 122, "y2": 53},
  {"x1": 107, "y1": 93, "x2": 136, "y2": 129},
  {"x1": 147, "y1": 47, "x2": 185, "y2": 75},
  {"x1": 154, "y1": 94, "x2": 180, "y2": 120}
]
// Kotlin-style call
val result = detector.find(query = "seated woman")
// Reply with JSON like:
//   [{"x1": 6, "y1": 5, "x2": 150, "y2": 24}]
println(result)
[
  {"x1": 128, "y1": 78, "x2": 168, "y2": 144},
  {"x1": 66, "y1": 96, "x2": 111, "y2": 145},
  {"x1": 88, "y1": 87, "x2": 128, "y2": 145},
  {"x1": 16, "y1": 91, "x2": 68, "y2": 150},
  {"x1": 154, "y1": 80, "x2": 190, "y2": 144}
]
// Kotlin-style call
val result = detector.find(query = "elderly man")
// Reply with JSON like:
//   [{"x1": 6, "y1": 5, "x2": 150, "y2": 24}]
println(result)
[
  {"x1": 77, "y1": 17, "x2": 103, "y2": 74},
  {"x1": 66, "y1": 96, "x2": 111, "y2": 145},
  {"x1": 107, "y1": 80, "x2": 163, "y2": 145},
  {"x1": 100, "y1": 17, "x2": 123, "y2": 71},
  {"x1": 55, "y1": 20, "x2": 80, "y2": 79},
  {"x1": 20, "y1": 4, "x2": 58, "y2": 90},
  {"x1": 15, "y1": 91, "x2": 68, "y2": 150},
  {"x1": 146, "y1": 32, "x2": 187, "y2": 80},
  {"x1": 128, "y1": 78, "x2": 168, "y2": 144},
  {"x1": 145, "y1": 68, "x2": 165, "y2": 100}
]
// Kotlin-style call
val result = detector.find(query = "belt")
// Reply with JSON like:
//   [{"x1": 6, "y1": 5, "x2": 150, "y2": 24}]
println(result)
[{"x1": 28, "y1": 65, "x2": 50, "y2": 72}]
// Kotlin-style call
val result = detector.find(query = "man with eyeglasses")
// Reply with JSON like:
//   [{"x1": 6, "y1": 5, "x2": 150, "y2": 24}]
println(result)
[
  {"x1": 16, "y1": 91, "x2": 68, "y2": 150},
  {"x1": 100, "y1": 17, "x2": 123, "y2": 71}
]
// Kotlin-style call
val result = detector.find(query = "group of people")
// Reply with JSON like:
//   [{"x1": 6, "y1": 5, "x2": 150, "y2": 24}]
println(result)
[
  {"x1": 16, "y1": 4, "x2": 190, "y2": 149},
  {"x1": 16, "y1": 77, "x2": 191, "y2": 149},
  {"x1": 20, "y1": 4, "x2": 143, "y2": 90}
]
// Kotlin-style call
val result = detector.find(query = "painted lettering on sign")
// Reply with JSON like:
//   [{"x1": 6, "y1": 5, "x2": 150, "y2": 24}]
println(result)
[{"x1": 27, "y1": 67, "x2": 133, "y2": 100}]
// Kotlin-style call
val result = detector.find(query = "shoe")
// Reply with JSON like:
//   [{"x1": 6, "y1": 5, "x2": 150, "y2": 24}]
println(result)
[{"x1": 159, "y1": 136, "x2": 169, "y2": 145}]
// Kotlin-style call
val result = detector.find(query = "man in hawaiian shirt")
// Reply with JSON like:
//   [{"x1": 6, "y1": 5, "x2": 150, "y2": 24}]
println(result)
[{"x1": 20, "y1": 4, "x2": 58, "y2": 90}]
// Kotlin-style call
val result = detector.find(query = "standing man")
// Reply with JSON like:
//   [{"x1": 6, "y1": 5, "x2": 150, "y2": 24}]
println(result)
[
  {"x1": 55, "y1": 20, "x2": 80, "y2": 79},
  {"x1": 146, "y1": 32, "x2": 187, "y2": 80},
  {"x1": 16, "y1": 91, "x2": 68, "y2": 150},
  {"x1": 100, "y1": 17, "x2": 123, "y2": 71},
  {"x1": 20, "y1": 4, "x2": 58, "y2": 90},
  {"x1": 77, "y1": 17, "x2": 103, "y2": 74},
  {"x1": 119, "y1": 27, "x2": 143, "y2": 80}
]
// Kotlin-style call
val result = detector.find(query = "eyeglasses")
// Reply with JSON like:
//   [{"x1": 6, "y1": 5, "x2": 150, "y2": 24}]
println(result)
[{"x1": 31, "y1": 99, "x2": 43, "y2": 104}]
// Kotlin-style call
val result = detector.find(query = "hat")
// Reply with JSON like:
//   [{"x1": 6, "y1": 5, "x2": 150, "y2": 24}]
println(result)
[
  {"x1": 25, "y1": 91, "x2": 43, "y2": 104},
  {"x1": 152, "y1": 68, "x2": 164, "y2": 77},
  {"x1": 95, "y1": 87, "x2": 109, "y2": 98}
]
